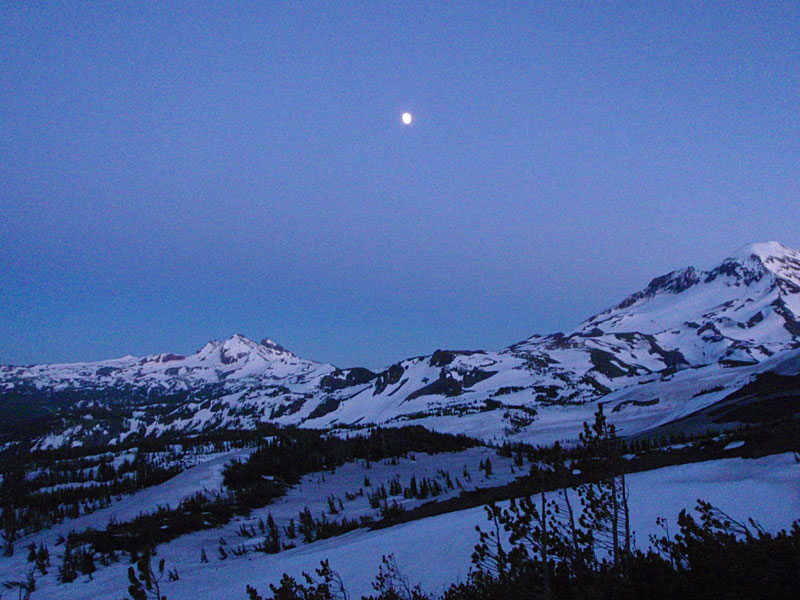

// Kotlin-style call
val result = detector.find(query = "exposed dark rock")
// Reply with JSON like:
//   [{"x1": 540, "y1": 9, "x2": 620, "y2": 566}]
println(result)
[
  {"x1": 746, "y1": 311, "x2": 765, "y2": 328},
  {"x1": 96, "y1": 367, "x2": 120, "y2": 377},
  {"x1": 306, "y1": 397, "x2": 341, "y2": 420},
  {"x1": 461, "y1": 369, "x2": 496, "y2": 388},
  {"x1": 402, "y1": 367, "x2": 496, "y2": 403},
  {"x1": 582, "y1": 327, "x2": 605, "y2": 337},
  {"x1": 578, "y1": 376, "x2": 611, "y2": 395},
  {"x1": 588, "y1": 349, "x2": 629, "y2": 379},
  {"x1": 771, "y1": 298, "x2": 800, "y2": 337},
  {"x1": 403, "y1": 374, "x2": 463, "y2": 402},
  {"x1": 269, "y1": 398, "x2": 305, "y2": 419},
  {"x1": 373, "y1": 363, "x2": 405, "y2": 395},
  {"x1": 260, "y1": 338, "x2": 290, "y2": 354},
  {"x1": 429, "y1": 349, "x2": 486, "y2": 368},
  {"x1": 387, "y1": 378, "x2": 409, "y2": 396},
  {"x1": 320, "y1": 367, "x2": 377, "y2": 391},
  {"x1": 611, "y1": 398, "x2": 659, "y2": 412},
  {"x1": 430, "y1": 350, "x2": 457, "y2": 368},
  {"x1": 644, "y1": 336, "x2": 689, "y2": 369},
  {"x1": 617, "y1": 267, "x2": 701, "y2": 309}
]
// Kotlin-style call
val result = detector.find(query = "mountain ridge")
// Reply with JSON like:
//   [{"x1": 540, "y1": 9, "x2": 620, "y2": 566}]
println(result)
[{"x1": 2, "y1": 241, "x2": 800, "y2": 449}]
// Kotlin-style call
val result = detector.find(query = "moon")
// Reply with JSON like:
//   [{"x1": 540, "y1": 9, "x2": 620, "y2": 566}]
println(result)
[{"x1": 402, "y1": 112, "x2": 412, "y2": 125}]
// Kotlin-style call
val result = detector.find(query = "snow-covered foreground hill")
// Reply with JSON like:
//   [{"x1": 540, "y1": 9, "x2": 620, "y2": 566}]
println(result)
[
  {"x1": 7, "y1": 452, "x2": 798, "y2": 600},
  {"x1": 3, "y1": 242, "x2": 800, "y2": 449}
]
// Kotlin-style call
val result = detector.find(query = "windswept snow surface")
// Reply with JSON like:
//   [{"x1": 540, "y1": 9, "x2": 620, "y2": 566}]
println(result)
[{"x1": 7, "y1": 452, "x2": 798, "y2": 600}]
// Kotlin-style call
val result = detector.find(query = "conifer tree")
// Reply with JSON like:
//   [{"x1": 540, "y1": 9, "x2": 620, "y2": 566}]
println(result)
[
  {"x1": 59, "y1": 540, "x2": 78, "y2": 583},
  {"x1": 577, "y1": 405, "x2": 631, "y2": 573},
  {"x1": 75, "y1": 545, "x2": 96, "y2": 579},
  {"x1": 36, "y1": 542, "x2": 50, "y2": 575},
  {"x1": 26, "y1": 542, "x2": 37, "y2": 563},
  {"x1": 299, "y1": 507, "x2": 315, "y2": 543},
  {"x1": 285, "y1": 518, "x2": 297, "y2": 539},
  {"x1": 266, "y1": 512, "x2": 281, "y2": 553},
  {"x1": 125, "y1": 548, "x2": 167, "y2": 600}
]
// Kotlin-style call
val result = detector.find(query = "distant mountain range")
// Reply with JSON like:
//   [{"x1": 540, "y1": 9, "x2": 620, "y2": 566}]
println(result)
[{"x1": 3, "y1": 241, "x2": 800, "y2": 449}]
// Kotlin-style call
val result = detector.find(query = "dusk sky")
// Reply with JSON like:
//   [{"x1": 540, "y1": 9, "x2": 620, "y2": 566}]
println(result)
[{"x1": 2, "y1": 2, "x2": 799, "y2": 368}]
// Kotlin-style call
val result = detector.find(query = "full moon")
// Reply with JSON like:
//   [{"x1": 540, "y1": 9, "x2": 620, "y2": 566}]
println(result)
[{"x1": 402, "y1": 112, "x2": 412, "y2": 125}]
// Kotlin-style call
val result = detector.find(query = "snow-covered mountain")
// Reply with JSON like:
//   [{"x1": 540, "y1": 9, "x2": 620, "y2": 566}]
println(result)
[
  {"x1": 574, "y1": 241, "x2": 800, "y2": 361},
  {"x1": 2, "y1": 242, "x2": 800, "y2": 448},
  {"x1": 2, "y1": 334, "x2": 331, "y2": 392}
]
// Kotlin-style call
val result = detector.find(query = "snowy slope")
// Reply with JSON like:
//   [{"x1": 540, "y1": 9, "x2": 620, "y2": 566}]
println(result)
[
  {"x1": 5, "y1": 452, "x2": 797, "y2": 600},
  {"x1": 2, "y1": 242, "x2": 800, "y2": 448}
]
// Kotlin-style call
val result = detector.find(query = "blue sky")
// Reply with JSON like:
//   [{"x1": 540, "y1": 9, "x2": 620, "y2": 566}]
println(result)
[{"x1": 1, "y1": 1, "x2": 799, "y2": 368}]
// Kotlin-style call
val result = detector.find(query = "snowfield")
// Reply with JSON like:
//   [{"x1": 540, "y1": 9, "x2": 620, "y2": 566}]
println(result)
[{"x1": 4, "y1": 452, "x2": 797, "y2": 600}]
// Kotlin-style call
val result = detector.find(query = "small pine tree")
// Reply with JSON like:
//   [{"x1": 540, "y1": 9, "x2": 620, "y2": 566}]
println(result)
[
  {"x1": 266, "y1": 513, "x2": 281, "y2": 553},
  {"x1": 372, "y1": 553, "x2": 423, "y2": 598},
  {"x1": 419, "y1": 478, "x2": 429, "y2": 499},
  {"x1": 285, "y1": 518, "x2": 297, "y2": 539},
  {"x1": 125, "y1": 549, "x2": 167, "y2": 600},
  {"x1": 298, "y1": 507, "x2": 315, "y2": 544},
  {"x1": 78, "y1": 546, "x2": 96, "y2": 579},
  {"x1": 246, "y1": 559, "x2": 347, "y2": 600},
  {"x1": 59, "y1": 542, "x2": 77, "y2": 583},
  {"x1": 36, "y1": 542, "x2": 50, "y2": 575},
  {"x1": 327, "y1": 495, "x2": 339, "y2": 515}
]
